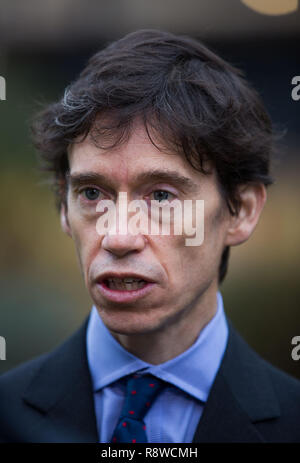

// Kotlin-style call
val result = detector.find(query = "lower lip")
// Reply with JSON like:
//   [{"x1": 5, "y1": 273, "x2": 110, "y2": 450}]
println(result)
[{"x1": 96, "y1": 281, "x2": 156, "y2": 303}]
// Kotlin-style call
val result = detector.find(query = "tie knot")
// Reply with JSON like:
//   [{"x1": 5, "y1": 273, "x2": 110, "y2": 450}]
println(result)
[{"x1": 122, "y1": 373, "x2": 165, "y2": 421}]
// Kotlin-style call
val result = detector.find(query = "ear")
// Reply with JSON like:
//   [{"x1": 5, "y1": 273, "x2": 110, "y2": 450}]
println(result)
[
  {"x1": 224, "y1": 183, "x2": 267, "y2": 247},
  {"x1": 60, "y1": 203, "x2": 72, "y2": 237}
]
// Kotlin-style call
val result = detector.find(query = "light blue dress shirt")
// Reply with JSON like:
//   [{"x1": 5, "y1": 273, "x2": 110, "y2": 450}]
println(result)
[{"x1": 86, "y1": 291, "x2": 228, "y2": 443}]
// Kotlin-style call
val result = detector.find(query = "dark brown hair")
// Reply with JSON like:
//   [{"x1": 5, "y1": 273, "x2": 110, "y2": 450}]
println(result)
[{"x1": 31, "y1": 29, "x2": 274, "y2": 284}]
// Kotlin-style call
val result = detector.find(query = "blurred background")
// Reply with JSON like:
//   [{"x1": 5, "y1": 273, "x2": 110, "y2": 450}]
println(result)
[{"x1": 0, "y1": 0, "x2": 299, "y2": 378}]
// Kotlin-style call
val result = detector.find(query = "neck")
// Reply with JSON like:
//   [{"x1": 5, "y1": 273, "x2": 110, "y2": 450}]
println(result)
[{"x1": 111, "y1": 283, "x2": 219, "y2": 365}]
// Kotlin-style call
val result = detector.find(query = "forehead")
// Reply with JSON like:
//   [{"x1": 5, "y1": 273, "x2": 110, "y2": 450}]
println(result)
[{"x1": 68, "y1": 121, "x2": 214, "y2": 189}]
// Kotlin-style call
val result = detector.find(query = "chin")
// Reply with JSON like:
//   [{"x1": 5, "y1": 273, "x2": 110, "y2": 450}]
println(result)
[{"x1": 95, "y1": 305, "x2": 167, "y2": 336}]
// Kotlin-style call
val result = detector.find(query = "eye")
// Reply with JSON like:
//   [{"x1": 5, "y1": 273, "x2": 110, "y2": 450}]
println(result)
[
  {"x1": 152, "y1": 190, "x2": 174, "y2": 202},
  {"x1": 82, "y1": 187, "x2": 101, "y2": 201}
]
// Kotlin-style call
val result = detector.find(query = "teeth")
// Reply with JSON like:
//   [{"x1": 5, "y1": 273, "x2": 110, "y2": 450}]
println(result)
[{"x1": 106, "y1": 278, "x2": 147, "y2": 291}]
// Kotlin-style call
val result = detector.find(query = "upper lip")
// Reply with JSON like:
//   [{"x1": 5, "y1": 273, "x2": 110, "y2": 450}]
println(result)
[{"x1": 96, "y1": 272, "x2": 155, "y2": 283}]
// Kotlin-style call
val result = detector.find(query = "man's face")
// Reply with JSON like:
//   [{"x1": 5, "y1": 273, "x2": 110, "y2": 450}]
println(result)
[{"x1": 64, "y1": 122, "x2": 231, "y2": 338}]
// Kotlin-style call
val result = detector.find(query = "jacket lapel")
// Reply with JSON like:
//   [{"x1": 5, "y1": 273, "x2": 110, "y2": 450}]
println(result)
[
  {"x1": 193, "y1": 320, "x2": 281, "y2": 443},
  {"x1": 22, "y1": 318, "x2": 98, "y2": 443}
]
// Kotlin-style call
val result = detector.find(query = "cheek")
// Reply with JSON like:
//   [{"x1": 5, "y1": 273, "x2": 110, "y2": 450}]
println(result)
[
  {"x1": 154, "y1": 233, "x2": 203, "y2": 284},
  {"x1": 169, "y1": 244, "x2": 217, "y2": 303},
  {"x1": 68, "y1": 212, "x2": 101, "y2": 279},
  {"x1": 167, "y1": 206, "x2": 225, "y2": 287}
]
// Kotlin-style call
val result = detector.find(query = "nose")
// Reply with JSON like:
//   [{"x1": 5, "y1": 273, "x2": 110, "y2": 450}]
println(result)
[
  {"x1": 101, "y1": 231, "x2": 146, "y2": 257},
  {"x1": 99, "y1": 192, "x2": 148, "y2": 257}
]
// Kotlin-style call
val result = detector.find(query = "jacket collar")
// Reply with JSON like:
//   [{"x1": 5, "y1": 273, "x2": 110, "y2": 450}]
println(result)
[{"x1": 23, "y1": 317, "x2": 280, "y2": 443}]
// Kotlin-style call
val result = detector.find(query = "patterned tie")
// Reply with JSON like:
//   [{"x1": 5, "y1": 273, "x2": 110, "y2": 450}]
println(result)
[{"x1": 111, "y1": 373, "x2": 165, "y2": 443}]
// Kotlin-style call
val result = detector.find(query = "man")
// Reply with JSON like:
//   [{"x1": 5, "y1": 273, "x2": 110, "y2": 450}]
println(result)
[{"x1": 1, "y1": 29, "x2": 300, "y2": 443}]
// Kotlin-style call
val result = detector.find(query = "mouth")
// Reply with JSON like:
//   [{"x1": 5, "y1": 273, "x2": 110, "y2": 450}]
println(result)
[
  {"x1": 95, "y1": 274, "x2": 156, "y2": 303},
  {"x1": 103, "y1": 277, "x2": 148, "y2": 291}
]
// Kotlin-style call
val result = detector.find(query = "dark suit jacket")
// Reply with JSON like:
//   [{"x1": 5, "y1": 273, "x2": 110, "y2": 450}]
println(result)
[{"x1": 1, "y1": 318, "x2": 300, "y2": 443}]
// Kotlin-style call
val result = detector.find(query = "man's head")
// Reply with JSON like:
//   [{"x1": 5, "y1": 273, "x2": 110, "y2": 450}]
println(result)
[{"x1": 32, "y1": 30, "x2": 273, "y2": 348}]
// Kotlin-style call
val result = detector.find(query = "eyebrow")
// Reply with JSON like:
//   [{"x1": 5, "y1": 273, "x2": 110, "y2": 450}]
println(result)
[
  {"x1": 67, "y1": 172, "x2": 114, "y2": 192},
  {"x1": 67, "y1": 169, "x2": 199, "y2": 192}
]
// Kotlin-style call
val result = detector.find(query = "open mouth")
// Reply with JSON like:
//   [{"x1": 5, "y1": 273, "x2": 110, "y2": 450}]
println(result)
[
  {"x1": 103, "y1": 277, "x2": 148, "y2": 291},
  {"x1": 96, "y1": 274, "x2": 156, "y2": 303}
]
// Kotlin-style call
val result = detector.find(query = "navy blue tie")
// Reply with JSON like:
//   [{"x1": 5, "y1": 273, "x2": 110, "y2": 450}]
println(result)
[{"x1": 111, "y1": 373, "x2": 165, "y2": 443}]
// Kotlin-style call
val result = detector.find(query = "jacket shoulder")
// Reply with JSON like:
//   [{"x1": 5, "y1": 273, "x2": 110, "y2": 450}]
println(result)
[
  {"x1": 0, "y1": 351, "x2": 52, "y2": 442},
  {"x1": 225, "y1": 322, "x2": 300, "y2": 441},
  {"x1": 256, "y1": 360, "x2": 300, "y2": 442},
  {"x1": 0, "y1": 350, "x2": 49, "y2": 396},
  {"x1": 262, "y1": 359, "x2": 300, "y2": 419},
  {"x1": 0, "y1": 320, "x2": 89, "y2": 443}
]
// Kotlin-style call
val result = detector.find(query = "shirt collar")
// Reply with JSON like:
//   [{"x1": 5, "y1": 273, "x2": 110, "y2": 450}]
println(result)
[{"x1": 87, "y1": 291, "x2": 228, "y2": 403}]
